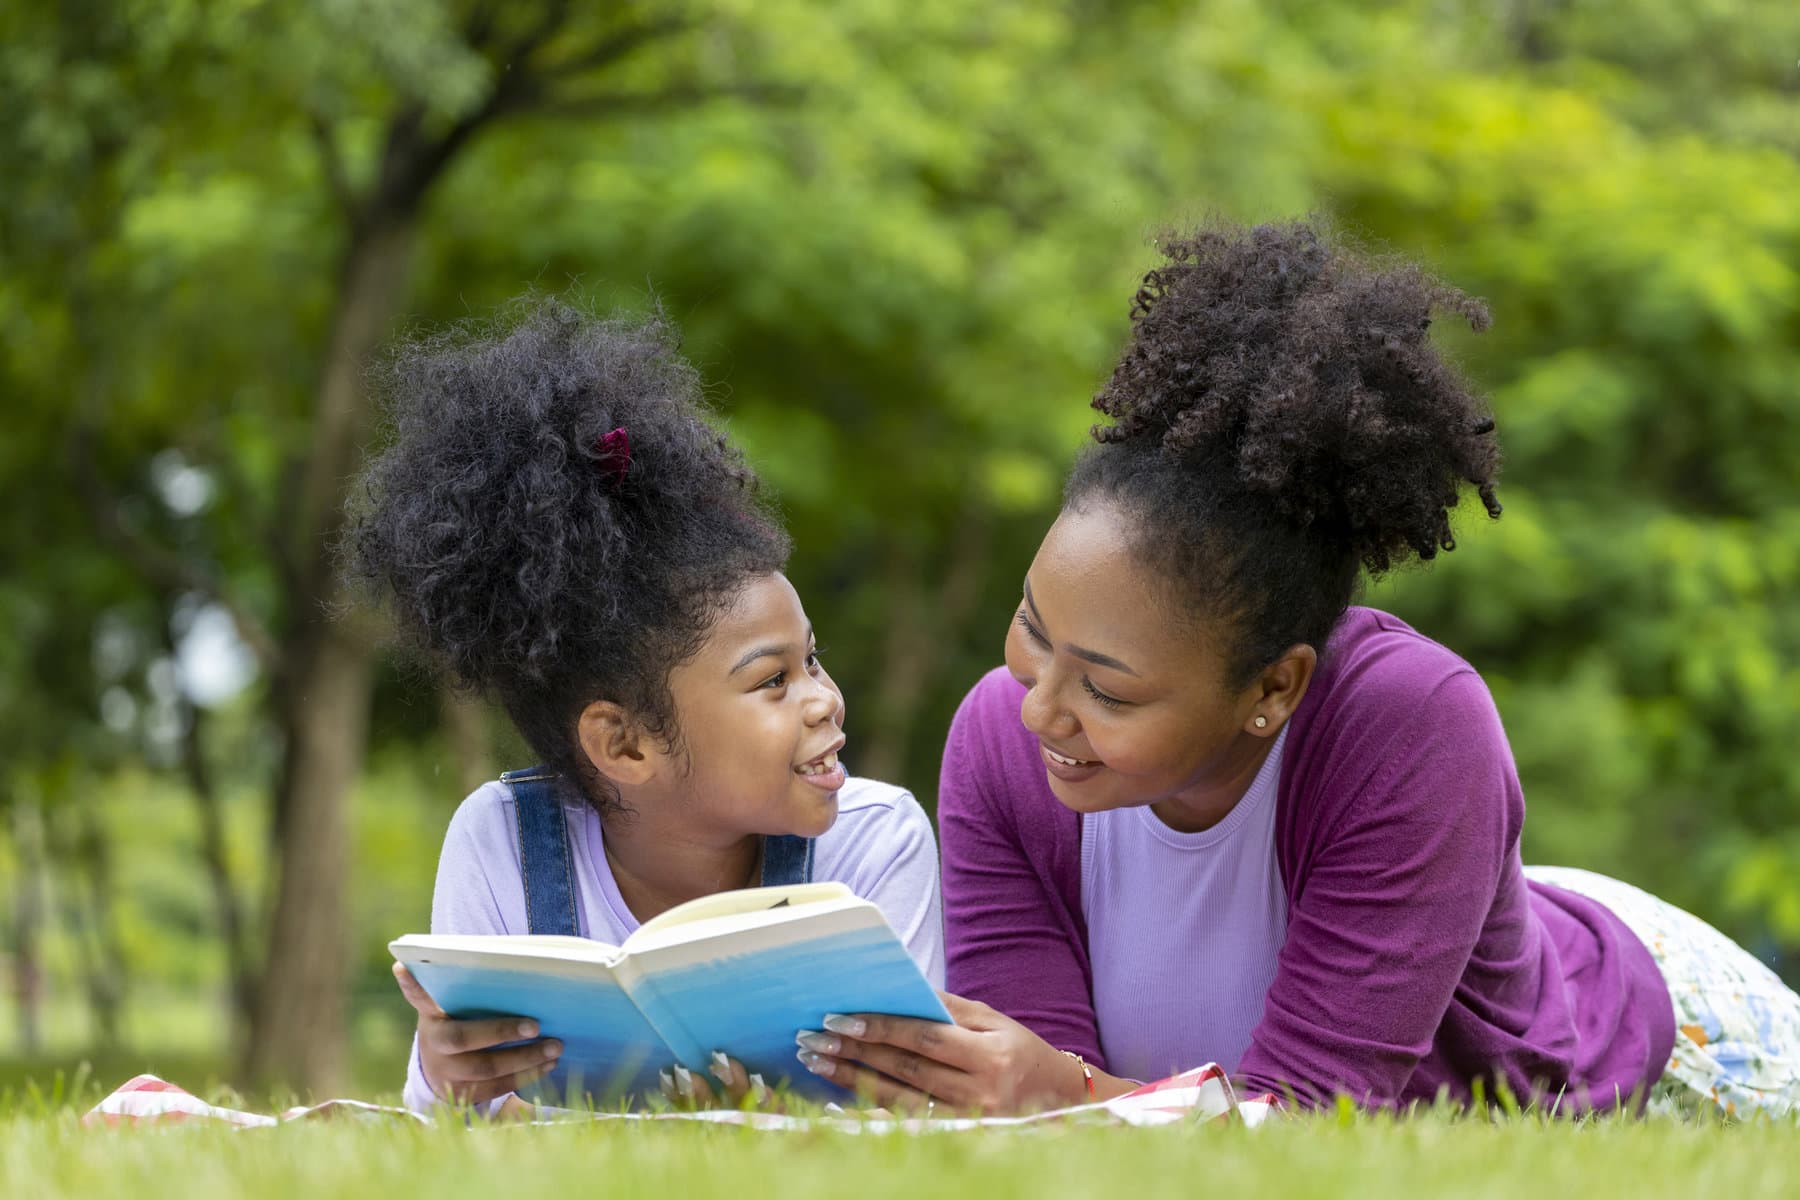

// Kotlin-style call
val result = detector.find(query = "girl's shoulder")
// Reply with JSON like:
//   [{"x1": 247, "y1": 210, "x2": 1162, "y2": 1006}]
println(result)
[
  {"x1": 813, "y1": 775, "x2": 938, "y2": 881},
  {"x1": 445, "y1": 773, "x2": 584, "y2": 838},
  {"x1": 824, "y1": 775, "x2": 932, "y2": 840}
]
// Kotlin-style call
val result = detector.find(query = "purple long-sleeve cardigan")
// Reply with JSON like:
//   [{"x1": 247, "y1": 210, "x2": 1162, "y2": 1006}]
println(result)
[{"x1": 939, "y1": 607, "x2": 1674, "y2": 1111}]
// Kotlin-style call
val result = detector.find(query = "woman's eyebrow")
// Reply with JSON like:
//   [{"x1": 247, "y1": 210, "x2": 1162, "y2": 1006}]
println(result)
[{"x1": 1023, "y1": 578, "x2": 1140, "y2": 677}]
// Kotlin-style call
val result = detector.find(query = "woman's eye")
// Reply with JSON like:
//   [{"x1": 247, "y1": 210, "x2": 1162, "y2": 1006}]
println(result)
[
  {"x1": 1081, "y1": 677, "x2": 1124, "y2": 709},
  {"x1": 1015, "y1": 610, "x2": 1050, "y2": 647}
]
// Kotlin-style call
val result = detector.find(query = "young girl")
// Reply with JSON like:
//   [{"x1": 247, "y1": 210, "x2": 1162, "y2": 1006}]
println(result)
[
  {"x1": 793, "y1": 221, "x2": 1800, "y2": 1119},
  {"x1": 347, "y1": 300, "x2": 943, "y2": 1115}
]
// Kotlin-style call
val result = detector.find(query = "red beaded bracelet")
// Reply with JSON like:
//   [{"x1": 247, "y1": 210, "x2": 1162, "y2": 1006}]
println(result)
[{"x1": 1062, "y1": 1050, "x2": 1096, "y2": 1099}]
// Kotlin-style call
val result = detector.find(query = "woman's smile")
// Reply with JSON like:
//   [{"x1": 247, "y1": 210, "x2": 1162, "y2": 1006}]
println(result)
[{"x1": 1039, "y1": 741, "x2": 1103, "y2": 782}]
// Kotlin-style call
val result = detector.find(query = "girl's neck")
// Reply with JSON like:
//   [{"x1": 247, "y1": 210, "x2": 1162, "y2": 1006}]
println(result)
[{"x1": 599, "y1": 812, "x2": 761, "y2": 926}]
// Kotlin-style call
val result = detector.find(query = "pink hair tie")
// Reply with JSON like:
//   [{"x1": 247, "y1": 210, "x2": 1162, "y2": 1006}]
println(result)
[{"x1": 594, "y1": 426, "x2": 631, "y2": 489}]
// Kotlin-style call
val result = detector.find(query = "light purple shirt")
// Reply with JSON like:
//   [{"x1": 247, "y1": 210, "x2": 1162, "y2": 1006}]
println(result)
[
  {"x1": 1085, "y1": 729, "x2": 1288, "y2": 1080},
  {"x1": 940, "y1": 607, "x2": 1675, "y2": 1112},
  {"x1": 404, "y1": 774, "x2": 944, "y2": 1112}
]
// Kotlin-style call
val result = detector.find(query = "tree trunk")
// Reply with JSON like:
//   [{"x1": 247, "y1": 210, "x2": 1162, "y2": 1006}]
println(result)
[
  {"x1": 246, "y1": 615, "x2": 374, "y2": 1093},
  {"x1": 8, "y1": 795, "x2": 46, "y2": 1055},
  {"x1": 244, "y1": 218, "x2": 415, "y2": 1094},
  {"x1": 163, "y1": 598, "x2": 256, "y2": 1055},
  {"x1": 69, "y1": 787, "x2": 126, "y2": 1050}
]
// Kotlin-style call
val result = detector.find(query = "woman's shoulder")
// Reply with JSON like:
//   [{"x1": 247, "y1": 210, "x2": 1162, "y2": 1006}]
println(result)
[
  {"x1": 1286, "y1": 607, "x2": 1516, "y2": 820},
  {"x1": 945, "y1": 666, "x2": 1040, "y2": 772},
  {"x1": 957, "y1": 664, "x2": 1029, "y2": 720},
  {"x1": 1314, "y1": 606, "x2": 1481, "y2": 698},
  {"x1": 1298, "y1": 606, "x2": 1499, "y2": 742}
]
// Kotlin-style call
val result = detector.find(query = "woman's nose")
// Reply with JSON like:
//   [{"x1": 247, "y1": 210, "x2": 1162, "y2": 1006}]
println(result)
[{"x1": 1018, "y1": 680, "x2": 1068, "y2": 740}]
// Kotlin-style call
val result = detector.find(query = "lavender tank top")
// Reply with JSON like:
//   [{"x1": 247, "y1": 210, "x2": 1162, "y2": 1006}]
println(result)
[{"x1": 1081, "y1": 729, "x2": 1288, "y2": 1079}]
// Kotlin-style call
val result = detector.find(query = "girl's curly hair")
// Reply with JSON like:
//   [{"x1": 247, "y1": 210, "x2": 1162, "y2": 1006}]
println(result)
[
  {"x1": 346, "y1": 298, "x2": 790, "y2": 811},
  {"x1": 1070, "y1": 219, "x2": 1502, "y2": 683}
]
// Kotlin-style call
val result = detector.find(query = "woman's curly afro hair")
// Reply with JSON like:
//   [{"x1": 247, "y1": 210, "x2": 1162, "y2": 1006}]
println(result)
[
  {"x1": 347, "y1": 298, "x2": 790, "y2": 811},
  {"x1": 1069, "y1": 219, "x2": 1502, "y2": 684}
]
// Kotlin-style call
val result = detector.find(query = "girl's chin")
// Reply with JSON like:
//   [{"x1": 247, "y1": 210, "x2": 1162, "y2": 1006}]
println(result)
[{"x1": 783, "y1": 788, "x2": 840, "y2": 838}]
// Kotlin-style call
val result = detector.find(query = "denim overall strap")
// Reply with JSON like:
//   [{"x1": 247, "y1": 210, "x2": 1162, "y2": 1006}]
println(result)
[
  {"x1": 501, "y1": 766, "x2": 581, "y2": 937},
  {"x1": 759, "y1": 833, "x2": 815, "y2": 887}
]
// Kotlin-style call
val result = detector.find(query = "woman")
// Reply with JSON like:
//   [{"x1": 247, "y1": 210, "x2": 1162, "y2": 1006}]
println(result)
[{"x1": 792, "y1": 220, "x2": 1800, "y2": 1118}]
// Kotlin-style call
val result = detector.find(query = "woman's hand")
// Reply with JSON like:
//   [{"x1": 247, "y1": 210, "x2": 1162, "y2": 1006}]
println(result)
[
  {"x1": 659, "y1": 1053, "x2": 775, "y2": 1109},
  {"x1": 793, "y1": 991, "x2": 1104, "y2": 1114},
  {"x1": 394, "y1": 962, "x2": 562, "y2": 1105}
]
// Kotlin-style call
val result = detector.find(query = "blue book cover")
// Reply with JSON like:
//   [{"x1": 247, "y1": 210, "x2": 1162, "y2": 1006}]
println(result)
[{"x1": 391, "y1": 882, "x2": 949, "y2": 1105}]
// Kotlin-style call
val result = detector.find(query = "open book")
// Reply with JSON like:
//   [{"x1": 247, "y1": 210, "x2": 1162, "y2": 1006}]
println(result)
[{"x1": 390, "y1": 882, "x2": 949, "y2": 1104}]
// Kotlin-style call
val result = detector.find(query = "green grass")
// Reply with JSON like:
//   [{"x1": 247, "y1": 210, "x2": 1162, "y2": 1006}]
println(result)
[{"x1": 3, "y1": 1097, "x2": 1796, "y2": 1200}]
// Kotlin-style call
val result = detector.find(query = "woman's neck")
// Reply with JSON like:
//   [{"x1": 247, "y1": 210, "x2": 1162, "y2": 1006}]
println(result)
[
  {"x1": 1150, "y1": 731, "x2": 1278, "y2": 834},
  {"x1": 599, "y1": 810, "x2": 761, "y2": 925}
]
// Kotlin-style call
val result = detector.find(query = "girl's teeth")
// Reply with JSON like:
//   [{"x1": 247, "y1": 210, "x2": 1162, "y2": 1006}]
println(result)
[
  {"x1": 1047, "y1": 748, "x2": 1091, "y2": 766},
  {"x1": 798, "y1": 752, "x2": 839, "y2": 776}
]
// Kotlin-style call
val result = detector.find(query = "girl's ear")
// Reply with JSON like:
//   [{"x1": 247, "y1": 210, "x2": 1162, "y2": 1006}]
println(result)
[
  {"x1": 1243, "y1": 643, "x2": 1318, "y2": 736},
  {"x1": 577, "y1": 700, "x2": 657, "y2": 787}
]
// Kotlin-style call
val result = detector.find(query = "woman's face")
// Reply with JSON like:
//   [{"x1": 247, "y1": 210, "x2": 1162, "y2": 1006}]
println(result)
[{"x1": 1003, "y1": 501, "x2": 1295, "y2": 832}]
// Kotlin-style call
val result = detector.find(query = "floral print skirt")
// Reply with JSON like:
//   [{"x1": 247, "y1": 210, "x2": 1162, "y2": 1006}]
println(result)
[{"x1": 1527, "y1": 865, "x2": 1800, "y2": 1120}]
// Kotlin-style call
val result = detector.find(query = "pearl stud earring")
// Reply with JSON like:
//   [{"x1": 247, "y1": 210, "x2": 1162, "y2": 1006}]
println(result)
[{"x1": 1253, "y1": 715, "x2": 1268, "y2": 729}]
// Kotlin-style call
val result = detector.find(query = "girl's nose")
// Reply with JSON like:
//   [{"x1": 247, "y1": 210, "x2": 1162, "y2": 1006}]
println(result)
[{"x1": 805, "y1": 671, "x2": 844, "y2": 723}]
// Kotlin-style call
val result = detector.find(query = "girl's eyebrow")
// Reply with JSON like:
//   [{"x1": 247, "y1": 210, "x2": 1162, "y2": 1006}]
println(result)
[
  {"x1": 728, "y1": 626, "x2": 815, "y2": 675},
  {"x1": 1023, "y1": 577, "x2": 1141, "y2": 678}
]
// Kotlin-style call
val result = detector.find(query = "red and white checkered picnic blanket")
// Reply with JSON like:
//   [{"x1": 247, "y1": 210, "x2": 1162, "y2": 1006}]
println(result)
[{"x1": 83, "y1": 1064, "x2": 1276, "y2": 1131}]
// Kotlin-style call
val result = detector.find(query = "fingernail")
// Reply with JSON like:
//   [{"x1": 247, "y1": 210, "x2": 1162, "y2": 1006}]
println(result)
[
  {"x1": 822, "y1": 1013, "x2": 866, "y2": 1038},
  {"x1": 709, "y1": 1051, "x2": 731, "y2": 1080},
  {"x1": 544, "y1": 1040, "x2": 562, "y2": 1059},
  {"x1": 674, "y1": 1064, "x2": 696, "y2": 1098},
  {"x1": 795, "y1": 1030, "x2": 840, "y2": 1055},
  {"x1": 659, "y1": 1069, "x2": 674, "y2": 1094},
  {"x1": 518, "y1": 1021, "x2": 539, "y2": 1039},
  {"x1": 796, "y1": 1050, "x2": 834, "y2": 1077},
  {"x1": 749, "y1": 1073, "x2": 771, "y2": 1103}
]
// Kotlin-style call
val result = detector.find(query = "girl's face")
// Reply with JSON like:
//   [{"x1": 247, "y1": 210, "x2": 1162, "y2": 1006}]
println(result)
[
  {"x1": 658, "y1": 572, "x2": 847, "y2": 841},
  {"x1": 1003, "y1": 502, "x2": 1294, "y2": 833}
]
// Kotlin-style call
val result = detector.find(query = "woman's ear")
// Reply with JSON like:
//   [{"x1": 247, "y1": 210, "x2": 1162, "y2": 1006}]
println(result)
[
  {"x1": 1243, "y1": 643, "x2": 1318, "y2": 736},
  {"x1": 577, "y1": 700, "x2": 657, "y2": 787}
]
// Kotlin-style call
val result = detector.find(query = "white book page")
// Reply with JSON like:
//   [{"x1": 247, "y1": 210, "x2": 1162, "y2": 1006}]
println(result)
[{"x1": 388, "y1": 933, "x2": 625, "y2": 978}]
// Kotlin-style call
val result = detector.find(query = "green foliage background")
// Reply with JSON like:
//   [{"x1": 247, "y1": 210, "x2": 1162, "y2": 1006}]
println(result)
[{"x1": 1, "y1": 0, "x2": 1796, "y2": 1091}]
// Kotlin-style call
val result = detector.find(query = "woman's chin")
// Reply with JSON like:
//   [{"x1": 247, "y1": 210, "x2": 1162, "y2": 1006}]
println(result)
[{"x1": 1043, "y1": 770, "x2": 1128, "y2": 814}]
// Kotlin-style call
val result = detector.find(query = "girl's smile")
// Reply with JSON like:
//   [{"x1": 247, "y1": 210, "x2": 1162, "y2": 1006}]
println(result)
[{"x1": 795, "y1": 746, "x2": 847, "y2": 789}]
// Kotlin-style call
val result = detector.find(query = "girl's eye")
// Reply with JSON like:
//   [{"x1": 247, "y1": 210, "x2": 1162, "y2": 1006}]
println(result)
[
  {"x1": 807, "y1": 645, "x2": 826, "y2": 671},
  {"x1": 758, "y1": 670, "x2": 788, "y2": 690},
  {"x1": 1081, "y1": 677, "x2": 1124, "y2": 710},
  {"x1": 1015, "y1": 610, "x2": 1050, "y2": 647}
]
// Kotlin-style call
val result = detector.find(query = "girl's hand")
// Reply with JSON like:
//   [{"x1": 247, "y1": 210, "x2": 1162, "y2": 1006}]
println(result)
[
  {"x1": 793, "y1": 991, "x2": 1103, "y2": 1114},
  {"x1": 393, "y1": 962, "x2": 563, "y2": 1105}
]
